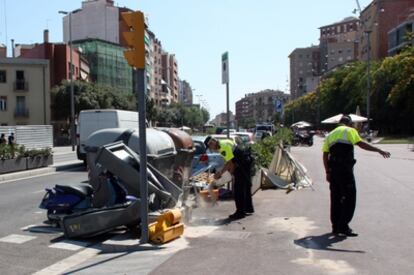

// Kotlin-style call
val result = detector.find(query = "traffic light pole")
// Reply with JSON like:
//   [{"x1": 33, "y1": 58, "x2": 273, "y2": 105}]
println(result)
[{"x1": 135, "y1": 68, "x2": 149, "y2": 244}]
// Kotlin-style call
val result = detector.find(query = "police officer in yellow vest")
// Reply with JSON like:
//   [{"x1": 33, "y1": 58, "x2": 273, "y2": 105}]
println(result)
[
  {"x1": 322, "y1": 115, "x2": 390, "y2": 237},
  {"x1": 205, "y1": 136, "x2": 254, "y2": 219}
]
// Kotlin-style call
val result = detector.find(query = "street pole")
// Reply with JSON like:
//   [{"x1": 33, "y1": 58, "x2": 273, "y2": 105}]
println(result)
[
  {"x1": 366, "y1": 30, "x2": 371, "y2": 133},
  {"x1": 60, "y1": 10, "x2": 76, "y2": 151},
  {"x1": 222, "y1": 52, "x2": 230, "y2": 139},
  {"x1": 69, "y1": 12, "x2": 75, "y2": 151},
  {"x1": 136, "y1": 68, "x2": 148, "y2": 244},
  {"x1": 226, "y1": 82, "x2": 230, "y2": 139}
]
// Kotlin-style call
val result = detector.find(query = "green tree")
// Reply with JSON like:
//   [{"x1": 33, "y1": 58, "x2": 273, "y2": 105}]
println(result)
[
  {"x1": 51, "y1": 80, "x2": 136, "y2": 121},
  {"x1": 156, "y1": 103, "x2": 210, "y2": 128},
  {"x1": 285, "y1": 47, "x2": 414, "y2": 135}
]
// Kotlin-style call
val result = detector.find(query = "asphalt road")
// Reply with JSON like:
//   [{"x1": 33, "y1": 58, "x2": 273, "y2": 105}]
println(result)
[{"x1": 0, "y1": 167, "x2": 93, "y2": 275}]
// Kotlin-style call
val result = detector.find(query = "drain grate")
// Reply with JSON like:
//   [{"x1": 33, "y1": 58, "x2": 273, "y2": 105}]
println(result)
[{"x1": 207, "y1": 230, "x2": 251, "y2": 240}]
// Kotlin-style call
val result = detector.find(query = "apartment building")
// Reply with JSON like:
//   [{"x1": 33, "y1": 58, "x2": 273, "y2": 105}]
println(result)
[
  {"x1": 319, "y1": 17, "x2": 359, "y2": 73},
  {"x1": 0, "y1": 58, "x2": 50, "y2": 126},
  {"x1": 289, "y1": 46, "x2": 320, "y2": 99},
  {"x1": 17, "y1": 30, "x2": 90, "y2": 87},
  {"x1": 73, "y1": 39, "x2": 133, "y2": 93},
  {"x1": 388, "y1": 13, "x2": 414, "y2": 56},
  {"x1": 358, "y1": 0, "x2": 414, "y2": 61},
  {"x1": 179, "y1": 80, "x2": 193, "y2": 106},
  {"x1": 210, "y1": 112, "x2": 235, "y2": 128},
  {"x1": 161, "y1": 53, "x2": 179, "y2": 105},
  {"x1": 148, "y1": 32, "x2": 164, "y2": 107},
  {"x1": 235, "y1": 89, "x2": 290, "y2": 125}
]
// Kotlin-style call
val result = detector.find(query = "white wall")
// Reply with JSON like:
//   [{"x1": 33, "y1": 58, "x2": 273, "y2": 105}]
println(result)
[{"x1": 63, "y1": 0, "x2": 120, "y2": 44}]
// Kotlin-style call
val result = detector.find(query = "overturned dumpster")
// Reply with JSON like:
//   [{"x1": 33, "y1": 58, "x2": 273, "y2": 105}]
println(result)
[
  {"x1": 85, "y1": 128, "x2": 177, "y2": 207},
  {"x1": 42, "y1": 127, "x2": 193, "y2": 240},
  {"x1": 61, "y1": 141, "x2": 183, "y2": 238}
]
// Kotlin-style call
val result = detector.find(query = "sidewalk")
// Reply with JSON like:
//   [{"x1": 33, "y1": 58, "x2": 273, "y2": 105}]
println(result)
[{"x1": 51, "y1": 186, "x2": 318, "y2": 275}]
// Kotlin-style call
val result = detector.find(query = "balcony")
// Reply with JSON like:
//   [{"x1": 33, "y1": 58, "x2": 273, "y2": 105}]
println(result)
[
  {"x1": 14, "y1": 108, "x2": 29, "y2": 118},
  {"x1": 13, "y1": 80, "x2": 29, "y2": 92}
]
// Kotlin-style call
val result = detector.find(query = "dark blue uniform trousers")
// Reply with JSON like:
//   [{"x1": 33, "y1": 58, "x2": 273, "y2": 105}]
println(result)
[{"x1": 329, "y1": 162, "x2": 357, "y2": 232}]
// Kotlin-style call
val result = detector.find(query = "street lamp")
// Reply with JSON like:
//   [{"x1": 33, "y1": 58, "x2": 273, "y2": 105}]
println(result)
[
  {"x1": 59, "y1": 10, "x2": 75, "y2": 151},
  {"x1": 365, "y1": 29, "x2": 372, "y2": 133},
  {"x1": 195, "y1": 94, "x2": 203, "y2": 126},
  {"x1": 357, "y1": 3, "x2": 385, "y2": 135}
]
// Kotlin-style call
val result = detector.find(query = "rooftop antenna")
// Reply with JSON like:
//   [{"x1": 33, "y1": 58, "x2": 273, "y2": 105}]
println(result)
[{"x1": 4, "y1": 0, "x2": 8, "y2": 51}]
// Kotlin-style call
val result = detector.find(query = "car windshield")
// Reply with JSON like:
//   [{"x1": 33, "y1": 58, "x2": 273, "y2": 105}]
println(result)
[{"x1": 256, "y1": 126, "x2": 272, "y2": 131}]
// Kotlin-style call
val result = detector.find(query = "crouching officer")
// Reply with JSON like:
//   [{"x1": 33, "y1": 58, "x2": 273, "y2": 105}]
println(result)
[
  {"x1": 322, "y1": 115, "x2": 390, "y2": 237},
  {"x1": 205, "y1": 136, "x2": 254, "y2": 219}
]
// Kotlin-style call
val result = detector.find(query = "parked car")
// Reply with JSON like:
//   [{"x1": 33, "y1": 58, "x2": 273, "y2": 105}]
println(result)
[
  {"x1": 191, "y1": 136, "x2": 225, "y2": 175},
  {"x1": 254, "y1": 130, "x2": 272, "y2": 142},
  {"x1": 221, "y1": 129, "x2": 236, "y2": 135}
]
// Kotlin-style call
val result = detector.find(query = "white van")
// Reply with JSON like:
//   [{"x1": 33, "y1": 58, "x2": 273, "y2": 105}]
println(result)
[{"x1": 76, "y1": 109, "x2": 139, "y2": 162}]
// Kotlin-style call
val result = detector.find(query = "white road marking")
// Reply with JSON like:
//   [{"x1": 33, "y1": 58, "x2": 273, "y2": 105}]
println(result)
[
  {"x1": 32, "y1": 246, "x2": 100, "y2": 275},
  {"x1": 32, "y1": 190, "x2": 46, "y2": 194},
  {"x1": 0, "y1": 234, "x2": 36, "y2": 244},
  {"x1": 21, "y1": 224, "x2": 61, "y2": 234},
  {"x1": 20, "y1": 224, "x2": 38, "y2": 231},
  {"x1": 34, "y1": 224, "x2": 220, "y2": 274},
  {"x1": 49, "y1": 240, "x2": 90, "y2": 251}
]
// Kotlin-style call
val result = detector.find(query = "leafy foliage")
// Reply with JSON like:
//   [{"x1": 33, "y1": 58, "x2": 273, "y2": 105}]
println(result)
[
  {"x1": 0, "y1": 144, "x2": 52, "y2": 160},
  {"x1": 285, "y1": 47, "x2": 414, "y2": 135},
  {"x1": 51, "y1": 81, "x2": 137, "y2": 121},
  {"x1": 251, "y1": 127, "x2": 293, "y2": 168},
  {"x1": 156, "y1": 103, "x2": 210, "y2": 128}
]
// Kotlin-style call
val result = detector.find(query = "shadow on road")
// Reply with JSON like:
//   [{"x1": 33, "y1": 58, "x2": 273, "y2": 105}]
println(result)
[
  {"x1": 188, "y1": 217, "x2": 233, "y2": 226},
  {"x1": 63, "y1": 243, "x2": 164, "y2": 275},
  {"x1": 294, "y1": 233, "x2": 365, "y2": 253}
]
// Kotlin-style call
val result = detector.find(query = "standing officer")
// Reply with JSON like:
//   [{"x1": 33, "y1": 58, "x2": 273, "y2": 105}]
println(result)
[{"x1": 322, "y1": 115, "x2": 390, "y2": 237}]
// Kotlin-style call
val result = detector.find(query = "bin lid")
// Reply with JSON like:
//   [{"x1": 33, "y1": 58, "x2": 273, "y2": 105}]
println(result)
[
  {"x1": 85, "y1": 128, "x2": 176, "y2": 157},
  {"x1": 159, "y1": 128, "x2": 193, "y2": 150}
]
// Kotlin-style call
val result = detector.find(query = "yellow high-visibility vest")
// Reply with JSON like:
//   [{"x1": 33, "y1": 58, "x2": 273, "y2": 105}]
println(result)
[{"x1": 322, "y1": 126, "x2": 362, "y2": 153}]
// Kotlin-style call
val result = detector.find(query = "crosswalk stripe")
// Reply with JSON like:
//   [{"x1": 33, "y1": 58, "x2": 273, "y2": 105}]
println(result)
[
  {"x1": 21, "y1": 224, "x2": 61, "y2": 234},
  {"x1": 0, "y1": 234, "x2": 36, "y2": 244},
  {"x1": 49, "y1": 240, "x2": 90, "y2": 251}
]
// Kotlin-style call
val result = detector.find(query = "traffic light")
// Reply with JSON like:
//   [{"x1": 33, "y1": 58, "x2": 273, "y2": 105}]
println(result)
[{"x1": 121, "y1": 11, "x2": 145, "y2": 68}]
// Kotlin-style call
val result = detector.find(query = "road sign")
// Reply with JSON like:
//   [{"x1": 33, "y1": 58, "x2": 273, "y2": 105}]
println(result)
[
  {"x1": 222, "y1": 52, "x2": 229, "y2": 84},
  {"x1": 275, "y1": 99, "x2": 283, "y2": 113}
]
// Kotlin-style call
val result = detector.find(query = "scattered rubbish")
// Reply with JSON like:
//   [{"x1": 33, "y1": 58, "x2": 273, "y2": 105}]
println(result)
[{"x1": 261, "y1": 143, "x2": 313, "y2": 192}]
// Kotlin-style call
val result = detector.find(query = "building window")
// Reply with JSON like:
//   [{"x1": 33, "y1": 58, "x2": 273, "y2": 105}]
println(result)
[
  {"x1": 16, "y1": 96, "x2": 26, "y2": 113},
  {"x1": 16, "y1": 70, "x2": 25, "y2": 80},
  {"x1": 0, "y1": 70, "x2": 6, "y2": 83},
  {"x1": 15, "y1": 70, "x2": 26, "y2": 90},
  {"x1": 0, "y1": 96, "x2": 7, "y2": 111}
]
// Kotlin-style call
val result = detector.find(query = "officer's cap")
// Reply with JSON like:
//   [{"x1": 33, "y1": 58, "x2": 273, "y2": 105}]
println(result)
[{"x1": 339, "y1": 115, "x2": 352, "y2": 125}]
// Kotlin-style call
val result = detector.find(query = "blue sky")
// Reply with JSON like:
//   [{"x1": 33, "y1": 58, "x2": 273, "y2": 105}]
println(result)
[{"x1": 0, "y1": 0, "x2": 371, "y2": 118}]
